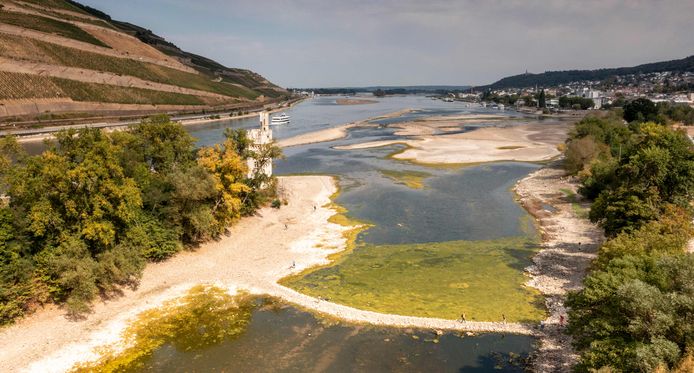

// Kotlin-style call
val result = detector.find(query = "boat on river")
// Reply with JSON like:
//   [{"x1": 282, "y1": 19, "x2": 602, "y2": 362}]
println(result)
[{"x1": 271, "y1": 113, "x2": 290, "y2": 125}]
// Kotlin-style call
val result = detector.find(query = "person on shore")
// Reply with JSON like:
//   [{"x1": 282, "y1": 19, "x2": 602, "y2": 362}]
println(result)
[
  {"x1": 559, "y1": 314, "x2": 565, "y2": 327},
  {"x1": 502, "y1": 314, "x2": 507, "y2": 323},
  {"x1": 460, "y1": 313, "x2": 466, "y2": 322}
]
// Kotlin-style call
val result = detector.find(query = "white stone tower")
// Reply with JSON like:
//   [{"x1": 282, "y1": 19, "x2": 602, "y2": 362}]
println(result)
[{"x1": 246, "y1": 111, "x2": 273, "y2": 179}]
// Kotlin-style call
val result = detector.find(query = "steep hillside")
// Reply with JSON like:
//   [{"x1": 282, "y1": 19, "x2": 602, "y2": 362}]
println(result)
[
  {"x1": 483, "y1": 55, "x2": 694, "y2": 89},
  {"x1": 0, "y1": 0, "x2": 288, "y2": 122}
]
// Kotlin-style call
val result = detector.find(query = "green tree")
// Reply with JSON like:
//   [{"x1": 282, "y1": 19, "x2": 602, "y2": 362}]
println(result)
[
  {"x1": 538, "y1": 89, "x2": 546, "y2": 108},
  {"x1": 588, "y1": 123, "x2": 694, "y2": 236},
  {"x1": 624, "y1": 98, "x2": 658, "y2": 123},
  {"x1": 564, "y1": 135, "x2": 609, "y2": 175},
  {"x1": 0, "y1": 207, "x2": 33, "y2": 321},
  {"x1": 595, "y1": 205, "x2": 692, "y2": 268},
  {"x1": 7, "y1": 128, "x2": 143, "y2": 312},
  {"x1": 567, "y1": 254, "x2": 694, "y2": 372},
  {"x1": 197, "y1": 139, "x2": 251, "y2": 232}
]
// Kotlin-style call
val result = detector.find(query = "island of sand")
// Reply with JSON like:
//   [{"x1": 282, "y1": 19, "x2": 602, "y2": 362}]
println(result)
[
  {"x1": 335, "y1": 98, "x2": 378, "y2": 105},
  {"x1": 336, "y1": 116, "x2": 569, "y2": 165}
]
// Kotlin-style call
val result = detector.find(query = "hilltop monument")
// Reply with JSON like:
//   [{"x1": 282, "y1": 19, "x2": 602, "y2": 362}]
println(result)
[{"x1": 246, "y1": 111, "x2": 273, "y2": 179}]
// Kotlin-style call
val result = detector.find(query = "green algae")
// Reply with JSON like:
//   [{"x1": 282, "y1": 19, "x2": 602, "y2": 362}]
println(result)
[
  {"x1": 283, "y1": 236, "x2": 547, "y2": 323},
  {"x1": 379, "y1": 169, "x2": 432, "y2": 189},
  {"x1": 71, "y1": 285, "x2": 254, "y2": 373}
]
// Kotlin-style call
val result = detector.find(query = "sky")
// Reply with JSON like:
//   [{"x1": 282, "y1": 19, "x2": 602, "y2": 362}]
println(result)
[{"x1": 81, "y1": 0, "x2": 694, "y2": 88}]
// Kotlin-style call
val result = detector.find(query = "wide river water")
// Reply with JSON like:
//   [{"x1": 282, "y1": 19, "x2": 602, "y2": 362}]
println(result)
[
  {"x1": 174, "y1": 96, "x2": 541, "y2": 371},
  {"x1": 31, "y1": 96, "x2": 545, "y2": 371}
]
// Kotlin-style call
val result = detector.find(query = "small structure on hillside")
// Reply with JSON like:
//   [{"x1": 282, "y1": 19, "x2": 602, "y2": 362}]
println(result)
[{"x1": 246, "y1": 111, "x2": 273, "y2": 179}]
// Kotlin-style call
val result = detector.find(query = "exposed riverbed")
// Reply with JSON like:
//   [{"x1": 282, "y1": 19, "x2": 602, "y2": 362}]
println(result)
[{"x1": 13, "y1": 95, "x2": 571, "y2": 372}]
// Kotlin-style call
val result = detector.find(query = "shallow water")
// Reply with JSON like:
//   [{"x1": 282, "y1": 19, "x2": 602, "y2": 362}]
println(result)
[
  {"x1": 269, "y1": 99, "x2": 546, "y2": 322},
  {"x1": 66, "y1": 96, "x2": 543, "y2": 371},
  {"x1": 130, "y1": 297, "x2": 534, "y2": 373}
]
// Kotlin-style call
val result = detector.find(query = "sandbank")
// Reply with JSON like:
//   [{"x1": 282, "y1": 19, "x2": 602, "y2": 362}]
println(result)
[
  {"x1": 336, "y1": 122, "x2": 569, "y2": 165},
  {"x1": 335, "y1": 98, "x2": 378, "y2": 105},
  {"x1": 277, "y1": 109, "x2": 412, "y2": 148}
]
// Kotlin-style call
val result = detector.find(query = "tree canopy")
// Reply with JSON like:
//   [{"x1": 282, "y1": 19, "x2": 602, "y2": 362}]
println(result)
[
  {"x1": 0, "y1": 116, "x2": 281, "y2": 322},
  {"x1": 564, "y1": 111, "x2": 694, "y2": 371}
]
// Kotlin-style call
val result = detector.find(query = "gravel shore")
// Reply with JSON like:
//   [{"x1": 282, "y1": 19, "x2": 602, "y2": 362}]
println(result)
[{"x1": 514, "y1": 162, "x2": 604, "y2": 372}]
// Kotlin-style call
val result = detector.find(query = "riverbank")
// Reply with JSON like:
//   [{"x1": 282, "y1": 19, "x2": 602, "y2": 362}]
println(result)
[
  {"x1": 514, "y1": 162, "x2": 603, "y2": 372},
  {"x1": 7, "y1": 99, "x2": 303, "y2": 143},
  {"x1": 0, "y1": 176, "x2": 347, "y2": 372}
]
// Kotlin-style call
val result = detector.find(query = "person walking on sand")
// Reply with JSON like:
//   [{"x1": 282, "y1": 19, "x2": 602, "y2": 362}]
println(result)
[
  {"x1": 502, "y1": 314, "x2": 507, "y2": 324},
  {"x1": 460, "y1": 313, "x2": 466, "y2": 322}
]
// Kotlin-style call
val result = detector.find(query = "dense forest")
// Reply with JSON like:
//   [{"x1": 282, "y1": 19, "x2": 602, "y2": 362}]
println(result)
[
  {"x1": 0, "y1": 116, "x2": 281, "y2": 324},
  {"x1": 483, "y1": 55, "x2": 694, "y2": 89},
  {"x1": 562, "y1": 102, "x2": 694, "y2": 371}
]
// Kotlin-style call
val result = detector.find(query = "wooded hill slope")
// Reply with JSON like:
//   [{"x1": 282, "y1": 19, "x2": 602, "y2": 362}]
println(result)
[
  {"x1": 482, "y1": 55, "x2": 694, "y2": 89},
  {"x1": 0, "y1": 0, "x2": 288, "y2": 122}
]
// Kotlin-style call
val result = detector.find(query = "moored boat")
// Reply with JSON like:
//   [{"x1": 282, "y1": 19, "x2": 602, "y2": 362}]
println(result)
[{"x1": 271, "y1": 113, "x2": 290, "y2": 125}]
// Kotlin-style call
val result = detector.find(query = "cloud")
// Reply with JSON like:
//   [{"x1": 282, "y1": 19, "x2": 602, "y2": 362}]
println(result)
[{"x1": 83, "y1": 0, "x2": 694, "y2": 87}]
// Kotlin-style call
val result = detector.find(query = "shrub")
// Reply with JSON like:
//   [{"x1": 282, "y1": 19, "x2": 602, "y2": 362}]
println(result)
[
  {"x1": 624, "y1": 98, "x2": 658, "y2": 123},
  {"x1": 568, "y1": 254, "x2": 694, "y2": 372},
  {"x1": 564, "y1": 135, "x2": 609, "y2": 175},
  {"x1": 595, "y1": 205, "x2": 692, "y2": 268}
]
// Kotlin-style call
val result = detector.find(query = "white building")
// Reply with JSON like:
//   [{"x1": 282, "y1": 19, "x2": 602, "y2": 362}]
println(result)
[{"x1": 246, "y1": 112, "x2": 273, "y2": 179}]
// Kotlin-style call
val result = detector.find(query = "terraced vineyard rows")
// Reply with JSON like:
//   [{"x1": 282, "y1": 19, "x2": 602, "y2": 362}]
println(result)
[
  {"x1": 0, "y1": 71, "x2": 64, "y2": 99},
  {"x1": 0, "y1": 9, "x2": 109, "y2": 48},
  {"x1": 0, "y1": 33, "x2": 261, "y2": 99},
  {"x1": 13, "y1": 2, "x2": 115, "y2": 29},
  {"x1": 13, "y1": 0, "x2": 85, "y2": 13},
  {"x1": 51, "y1": 77, "x2": 207, "y2": 105},
  {"x1": 0, "y1": 71, "x2": 208, "y2": 105}
]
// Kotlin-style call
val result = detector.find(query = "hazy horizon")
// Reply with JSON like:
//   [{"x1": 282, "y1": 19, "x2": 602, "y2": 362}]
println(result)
[{"x1": 81, "y1": 0, "x2": 694, "y2": 88}]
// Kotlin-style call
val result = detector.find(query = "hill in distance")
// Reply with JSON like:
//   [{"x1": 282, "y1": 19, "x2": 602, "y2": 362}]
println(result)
[
  {"x1": 0, "y1": 0, "x2": 289, "y2": 123},
  {"x1": 482, "y1": 54, "x2": 694, "y2": 89}
]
